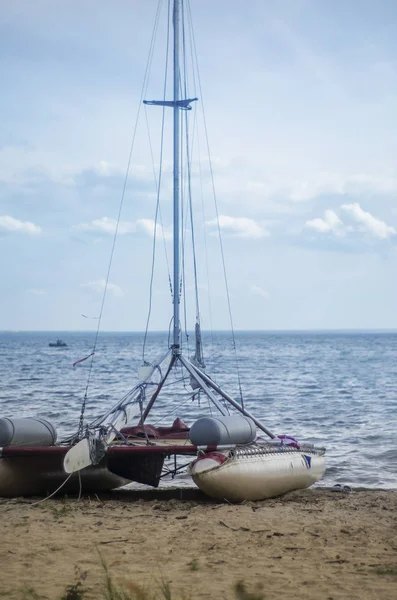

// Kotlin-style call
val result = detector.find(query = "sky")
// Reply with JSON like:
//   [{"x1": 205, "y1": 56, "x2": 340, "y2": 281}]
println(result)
[{"x1": 1, "y1": 0, "x2": 397, "y2": 332}]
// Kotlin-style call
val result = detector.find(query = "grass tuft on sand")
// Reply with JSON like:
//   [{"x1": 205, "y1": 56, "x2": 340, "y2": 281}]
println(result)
[
  {"x1": 20, "y1": 555, "x2": 264, "y2": 600},
  {"x1": 375, "y1": 566, "x2": 397, "y2": 577}
]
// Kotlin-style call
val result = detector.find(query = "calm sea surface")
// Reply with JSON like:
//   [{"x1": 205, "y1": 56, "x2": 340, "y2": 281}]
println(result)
[{"x1": 0, "y1": 331, "x2": 396, "y2": 490}]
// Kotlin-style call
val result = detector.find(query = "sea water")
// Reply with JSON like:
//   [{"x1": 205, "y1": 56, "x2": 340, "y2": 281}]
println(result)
[{"x1": 0, "y1": 330, "x2": 396, "y2": 490}]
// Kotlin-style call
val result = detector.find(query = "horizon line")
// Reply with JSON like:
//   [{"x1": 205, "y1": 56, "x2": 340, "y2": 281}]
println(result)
[{"x1": 1, "y1": 328, "x2": 397, "y2": 334}]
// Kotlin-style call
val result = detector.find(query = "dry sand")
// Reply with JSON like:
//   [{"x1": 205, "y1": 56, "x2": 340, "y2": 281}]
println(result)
[{"x1": 0, "y1": 487, "x2": 396, "y2": 600}]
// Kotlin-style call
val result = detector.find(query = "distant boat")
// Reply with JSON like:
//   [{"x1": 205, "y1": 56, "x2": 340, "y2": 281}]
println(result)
[{"x1": 48, "y1": 339, "x2": 67, "y2": 348}]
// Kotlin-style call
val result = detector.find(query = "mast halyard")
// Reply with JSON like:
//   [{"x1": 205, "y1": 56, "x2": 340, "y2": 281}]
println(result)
[
  {"x1": 143, "y1": 0, "x2": 197, "y2": 356},
  {"x1": 172, "y1": 0, "x2": 181, "y2": 355}
]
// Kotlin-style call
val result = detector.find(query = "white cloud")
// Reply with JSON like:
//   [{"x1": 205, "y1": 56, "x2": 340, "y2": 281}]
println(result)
[
  {"x1": 206, "y1": 215, "x2": 268, "y2": 239},
  {"x1": 0, "y1": 215, "x2": 42, "y2": 235},
  {"x1": 305, "y1": 203, "x2": 396, "y2": 241},
  {"x1": 93, "y1": 160, "x2": 149, "y2": 179},
  {"x1": 210, "y1": 168, "x2": 397, "y2": 211},
  {"x1": 251, "y1": 285, "x2": 269, "y2": 299},
  {"x1": 289, "y1": 175, "x2": 345, "y2": 202},
  {"x1": 76, "y1": 216, "x2": 172, "y2": 240},
  {"x1": 80, "y1": 279, "x2": 124, "y2": 297},
  {"x1": 241, "y1": 172, "x2": 397, "y2": 205},
  {"x1": 305, "y1": 210, "x2": 343, "y2": 234},
  {"x1": 291, "y1": 173, "x2": 397, "y2": 202},
  {"x1": 343, "y1": 174, "x2": 397, "y2": 196},
  {"x1": 26, "y1": 289, "x2": 47, "y2": 296},
  {"x1": 289, "y1": 173, "x2": 397, "y2": 202},
  {"x1": 96, "y1": 160, "x2": 119, "y2": 177},
  {"x1": 136, "y1": 218, "x2": 172, "y2": 241},
  {"x1": 341, "y1": 203, "x2": 396, "y2": 239},
  {"x1": 76, "y1": 217, "x2": 136, "y2": 235}
]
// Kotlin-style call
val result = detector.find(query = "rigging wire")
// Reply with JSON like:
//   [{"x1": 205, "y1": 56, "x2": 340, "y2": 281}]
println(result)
[
  {"x1": 187, "y1": 0, "x2": 245, "y2": 409},
  {"x1": 180, "y1": 2, "x2": 202, "y2": 362},
  {"x1": 179, "y1": 111, "x2": 197, "y2": 355},
  {"x1": 184, "y1": 112, "x2": 201, "y2": 338},
  {"x1": 180, "y1": 112, "x2": 189, "y2": 352},
  {"x1": 144, "y1": 108, "x2": 172, "y2": 293},
  {"x1": 153, "y1": 393, "x2": 194, "y2": 426},
  {"x1": 196, "y1": 128, "x2": 215, "y2": 354},
  {"x1": 179, "y1": 6, "x2": 190, "y2": 354},
  {"x1": 142, "y1": 0, "x2": 172, "y2": 363},
  {"x1": 182, "y1": 5, "x2": 201, "y2": 334},
  {"x1": 185, "y1": 1, "x2": 215, "y2": 369},
  {"x1": 76, "y1": 0, "x2": 164, "y2": 437}
]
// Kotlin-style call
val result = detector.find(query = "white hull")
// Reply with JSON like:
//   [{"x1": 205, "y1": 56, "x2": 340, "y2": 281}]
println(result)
[{"x1": 190, "y1": 446, "x2": 326, "y2": 502}]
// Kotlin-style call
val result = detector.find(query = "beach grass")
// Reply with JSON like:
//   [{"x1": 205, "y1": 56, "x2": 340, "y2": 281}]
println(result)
[
  {"x1": 188, "y1": 559, "x2": 199, "y2": 572},
  {"x1": 375, "y1": 565, "x2": 397, "y2": 577},
  {"x1": 13, "y1": 556, "x2": 267, "y2": 600},
  {"x1": 8, "y1": 540, "x2": 397, "y2": 600}
]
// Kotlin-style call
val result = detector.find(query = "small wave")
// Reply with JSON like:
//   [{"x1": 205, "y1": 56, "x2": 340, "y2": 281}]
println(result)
[
  {"x1": 300, "y1": 383, "x2": 320, "y2": 390},
  {"x1": 371, "y1": 449, "x2": 397, "y2": 461}
]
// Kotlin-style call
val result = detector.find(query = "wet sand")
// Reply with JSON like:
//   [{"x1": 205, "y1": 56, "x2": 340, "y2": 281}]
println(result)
[{"x1": 0, "y1": 487, "x2": 396, "y2": 599}]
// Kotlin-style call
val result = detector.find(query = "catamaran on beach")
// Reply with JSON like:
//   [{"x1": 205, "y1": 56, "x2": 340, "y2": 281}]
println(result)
[{"x1": 0, "y1": 0, "x2": 325, "y2": 501}]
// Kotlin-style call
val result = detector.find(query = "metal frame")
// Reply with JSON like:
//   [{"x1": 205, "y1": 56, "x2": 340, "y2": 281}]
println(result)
[
  {"x1": 63, "y1": 0, "x2": 274, "y2": 474},
  {"x1": 140, "y1": 0, "x2": 273, "y2": 439}
]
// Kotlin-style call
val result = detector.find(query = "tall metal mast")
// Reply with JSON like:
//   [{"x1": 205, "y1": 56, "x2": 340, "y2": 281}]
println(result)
[
  {"x1": 62, "y1": 0, "x2": 275, "y2": 475},
  {"x1": 172, "y1": 0, "x2": 181, "y2": 353},
  {"x1": 143, "y1": 0, "x2": 196, "y2": 354},
  {"x1": 143, "y1": 3, "x2": 271, "y2": 438}
]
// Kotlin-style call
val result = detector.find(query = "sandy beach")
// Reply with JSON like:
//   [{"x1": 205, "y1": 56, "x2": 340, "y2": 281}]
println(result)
[{"x1": 0, "y1": 487, "x2": 396, "y2": 600}]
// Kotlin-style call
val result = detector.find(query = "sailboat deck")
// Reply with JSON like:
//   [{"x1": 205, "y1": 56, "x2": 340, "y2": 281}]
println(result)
[{"x1": 0, "y1": 439, "x2": 198, "y2": 458}]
